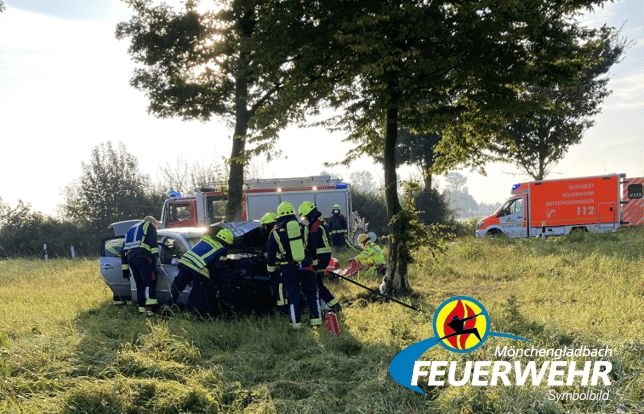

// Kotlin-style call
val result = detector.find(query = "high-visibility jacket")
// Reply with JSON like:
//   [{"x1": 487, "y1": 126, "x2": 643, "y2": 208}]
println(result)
[
  {"x1": 354, "y1": 240, "x2": 385, "y2": 266},
  {"x1": 266, "y1": 215, "x2": 312, "y2": 272},
  {"x1": 308, "y1": 218, "x2": 332, "y2": 270},
  {"x1": 122, "y1": 221, "x2": 158, "y2": 269},
  {"x1": 328, "y1": 213, "x2": 348, "y2": 236},
  {"x1": 179, "y1": 235, "x2": 227, "y2": 278}
]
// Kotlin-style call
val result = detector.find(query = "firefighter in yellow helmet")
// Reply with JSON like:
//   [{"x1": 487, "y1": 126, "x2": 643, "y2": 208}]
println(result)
[
  {"x1": 266, "y1": 202, "x2": 321, "y2": 328},
  {"x1": 169, "y1": 226, "x2": 234, "y2": 317},
  {"x1": 352, "y1": 233, "x2": 385, "y2": 276},
  {"x1": 260, "y1": 211, "x2": 288, "y2": 310},
  {"x1": 298, "y1": 201, "x2": 340, "y2": 311}
]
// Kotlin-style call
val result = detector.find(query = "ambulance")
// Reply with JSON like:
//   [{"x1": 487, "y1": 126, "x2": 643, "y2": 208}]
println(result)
[
  {"x1": 476, "y1": 174, "x2": 643, "y2": 238},
  {"x1": 160, "y1": 175, "x2": 359, "y2": 234}
]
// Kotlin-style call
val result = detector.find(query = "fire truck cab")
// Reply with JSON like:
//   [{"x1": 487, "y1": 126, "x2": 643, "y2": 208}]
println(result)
[
  {"x1": 476, "y1": 174, "x2": 643, "y2": 238},
  {"x1": 160, "y1": 175, "x2": 355, "y2": 232}
]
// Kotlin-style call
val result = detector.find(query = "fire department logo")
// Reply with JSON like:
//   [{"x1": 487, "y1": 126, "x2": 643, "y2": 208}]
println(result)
[
  {"x1": 388, "y1": 295, "x2": 529, "y2": 394},
  {"x1": 433, "y1": 296, "x2": 489, "y2": 353}
]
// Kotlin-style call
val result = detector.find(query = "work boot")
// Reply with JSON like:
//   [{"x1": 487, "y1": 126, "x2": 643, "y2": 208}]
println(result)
[{"x1": 144, "y1": 305, "x2": 158, "y2": 316}]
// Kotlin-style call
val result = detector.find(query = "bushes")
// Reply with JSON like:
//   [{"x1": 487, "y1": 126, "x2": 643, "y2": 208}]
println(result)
[
  {"x1": 351, "y1": 189, "x2": 389, "y2": 236},
  {"x1": 0, "y1": 200, "x2": 103, "y2": 258}
]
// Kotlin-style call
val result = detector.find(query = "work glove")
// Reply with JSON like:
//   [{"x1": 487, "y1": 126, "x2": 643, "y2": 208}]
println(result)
[
  {"x1": 268, "y1": 271, "x2": 279, "y2": 280},
  {"x1": 122, "y1": 269, "x2": 131, "y2": 280}
]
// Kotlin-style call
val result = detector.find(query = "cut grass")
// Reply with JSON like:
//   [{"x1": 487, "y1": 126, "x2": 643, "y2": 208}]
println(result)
[{"x1": 0, "y1": 228, "x2": 642, "y2": 413}]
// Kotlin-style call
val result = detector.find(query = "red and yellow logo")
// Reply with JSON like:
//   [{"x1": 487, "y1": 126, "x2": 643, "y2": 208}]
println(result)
[{"x1": 433, "y1": 296, "x2": 490, "y2": 353}]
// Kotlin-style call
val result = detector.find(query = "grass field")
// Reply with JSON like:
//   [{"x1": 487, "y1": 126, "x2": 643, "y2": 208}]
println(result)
[{"x1": 0, "y1": 228, "x2": 642, "y2": 413}]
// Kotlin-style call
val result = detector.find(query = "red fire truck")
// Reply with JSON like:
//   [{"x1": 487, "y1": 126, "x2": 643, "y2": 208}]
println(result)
[
  {"x1": 476, "y1": 174, "x2": 643, "y2": 238},
  {"x1": 160, "y1": 175, "x2": 360, "y2": 234}
]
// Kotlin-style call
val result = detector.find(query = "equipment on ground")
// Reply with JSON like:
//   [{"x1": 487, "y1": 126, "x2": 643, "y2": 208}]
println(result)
[{"x1": 328, "y1": 271, "x2": 420, "y2": 312}]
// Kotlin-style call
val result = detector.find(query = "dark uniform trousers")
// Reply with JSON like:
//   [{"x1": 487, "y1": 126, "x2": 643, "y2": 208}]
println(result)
[
  {"x1": 170, "y1": 263, "x2": 216, "y2": 316},
  {"x1": 127, "y1": 254, "x2": 156, "y2": 308}
]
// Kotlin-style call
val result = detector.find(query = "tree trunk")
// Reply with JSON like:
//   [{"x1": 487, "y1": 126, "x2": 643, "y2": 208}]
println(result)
[
  {"x1": 423, "y1": 171, "x2": 432, "y2": 191},
  {"x1": 382, "y1": 75, "x2": 411, "y2": 295},
  {"x1": 225, "y1": 72, "x2": 249, "y2": 221}
]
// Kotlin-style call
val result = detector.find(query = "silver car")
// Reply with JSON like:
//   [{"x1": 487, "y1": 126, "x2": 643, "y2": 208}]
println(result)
[
  {"x1": 100, "y1": 223, "x2": 205, "y2": 305},
  {"x1": 99, "y1": 221, "x2": 275, "y2": 313}
]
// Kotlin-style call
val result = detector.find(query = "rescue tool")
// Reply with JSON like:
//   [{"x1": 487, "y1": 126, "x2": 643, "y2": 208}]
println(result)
[{"x1": 328, "y1": 271, "x2": 420, "y2": 312}]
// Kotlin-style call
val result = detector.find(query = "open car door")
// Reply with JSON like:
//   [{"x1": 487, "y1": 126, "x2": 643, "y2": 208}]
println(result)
[{"x1": 99, "y1": 236, "x2": 131, "y2": 303}]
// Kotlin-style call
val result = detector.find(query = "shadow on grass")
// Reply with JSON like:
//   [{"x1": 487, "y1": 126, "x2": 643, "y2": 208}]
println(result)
[{"x1": 67, "y1": 300, "x2": 422, "y2": 413}]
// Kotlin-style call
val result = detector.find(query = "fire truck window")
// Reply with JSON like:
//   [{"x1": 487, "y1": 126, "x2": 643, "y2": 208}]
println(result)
[
  {"x1": 207, "y1": 197, "x2": 226, "y2": 224},
  {"x1": 160, "y1": 237, "x2": 188, "y2": 264},
  {"x1": 628, "y1": 184, "x2": 642, "y2": 199},
  {"x1": 170, "y1": 205, "x2": 192, "y2": 222}
]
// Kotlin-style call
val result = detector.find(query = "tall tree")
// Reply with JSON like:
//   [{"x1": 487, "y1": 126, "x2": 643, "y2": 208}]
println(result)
[
  {"x1": 397, "y1": 129, "x2": 441, "y2": 190},
  {"x1": 64, "y1": 142, "x2": 163, "y2": 233},
  {"x1": 116, "y1": 0, "x2": 304, "y2": 220},
  {"x1": 497, "y1": 28, "x2": 623, "y2": 180},
  {"x1": 289, "y1": 0, "x2": 622, "y2": 294}
]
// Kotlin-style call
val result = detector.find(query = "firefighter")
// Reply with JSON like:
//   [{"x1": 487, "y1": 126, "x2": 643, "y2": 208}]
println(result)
[
  {"x1": 169, "y1": 226, "x2": 234, "y2": 317},
  {"x1": 260, "y1": 212, "x2": 288, "y2": 310},
  {"x1": 260, "y1": 212, "x2": 277, "y2": 243},
  {"x1": 298, "y1": 201, "x2": 340, "y2": 312},
  {"x1": 351, "y1": 233, "x2": 385, "y2": 276},
  {"x1": 122, "y1": 216, "x2": 159, "y2": 315},
  {"x1": 328, "y1": 203, "x2": 348, "y2": 249},
  {"x1": 266, "y1": 201, "x2": 321, "y2": 328}
]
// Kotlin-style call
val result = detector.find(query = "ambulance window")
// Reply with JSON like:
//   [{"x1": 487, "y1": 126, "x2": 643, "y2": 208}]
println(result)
[
  {"x1": 497, "y1": 198, "x2": 522, "y2": 217},
  {"x1": 497, "y1": 199, "x2": 512, "y2": 217},
  {"x1": 510, "y1": 198, "x2": 524, "y2": 214},
  {"x1": 627, "y1": 184, "x2": 642, "y2": 199}
]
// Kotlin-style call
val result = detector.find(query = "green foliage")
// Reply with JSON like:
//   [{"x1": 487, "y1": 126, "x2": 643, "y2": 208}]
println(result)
[
  {"x1": 0, "y1": 228, "x2": 641, "y2": 412},
  {"x1": 0, "y1": 200, "x2": 94, "y2": 258},
  {"x1": 63, "y1": 142, "x2": 164, "y2": 235},
  {"x1": 351, "y1": 189, "x2": 388, "y2": 236},
  {"x1": 396, "y1": 129, "x2": 441, "y2": 189},
  {"x1": 391, "y1": 181, "x2": 451, "y2": 264},
  {"x1": 496, "y1": 27, "x2": 625, "y2": 180},
  {"x1": 116, "y1": 0, "x2": 316, "y2": 219},
  {"x1": 412, "y1": 187, "x2": 454, "y2": 225}
]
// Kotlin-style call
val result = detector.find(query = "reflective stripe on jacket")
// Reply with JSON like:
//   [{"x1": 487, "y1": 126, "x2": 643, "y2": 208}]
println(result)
[
  {"x1": 266, "y1": 216, "x2": 312, "y2": 272},
  {"x1": 309, "y1": 219, "x2": 331, "y2": 269},
  {"x1": 179, "y1": 235, "x2": 227, "y2": 278},
  {"x1": 123, "y1": 221, "x2": 158, "y2": 257},
  {"x1": 355, "y1": 241, "x2": 385, "y2": 266}
]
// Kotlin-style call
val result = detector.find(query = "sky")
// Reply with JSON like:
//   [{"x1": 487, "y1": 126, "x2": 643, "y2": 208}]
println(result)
[{"x1": 0, "y1": 0, "x2": 642, "y2": 216}]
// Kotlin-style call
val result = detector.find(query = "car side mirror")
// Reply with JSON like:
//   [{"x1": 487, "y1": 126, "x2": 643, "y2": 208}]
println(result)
[{"x1": 171, "y1": 257, "x2": 179, "y2": 266}]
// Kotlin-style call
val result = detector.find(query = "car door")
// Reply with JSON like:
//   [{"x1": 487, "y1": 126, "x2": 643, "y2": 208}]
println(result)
[
  {"x1": 157, "y1": 235, "x2": 190, "y2": 304},
  {"x1": 99, "y1": 236, "x2": 131, "y2": 302},
  {"x1": 497, "y1": 197, "x2": 526, "y2": 238}
]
